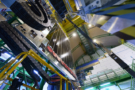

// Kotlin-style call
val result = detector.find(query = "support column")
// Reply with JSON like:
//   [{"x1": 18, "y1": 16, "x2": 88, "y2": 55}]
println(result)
[
  {"x1": 66, "y1": 80, "x2": 68, "y2": 90},
  {"x1": 60, "y1": 78, "x2": 62, "y2": 90},
  {"x1": 3, "y1": 70, "x2": 20, "y2": 90},
  {"x1": 116, "y1": 83, "x2": 122, "y2": 90},
  {"x1": 23, "y1": 68, "x2": 28, "y2": 90},
  {"x1": 40, "y1": 61, "x2": 50, "y2": 90}
]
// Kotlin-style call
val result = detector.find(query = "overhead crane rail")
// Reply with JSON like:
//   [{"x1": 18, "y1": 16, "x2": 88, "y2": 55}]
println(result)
[{"x1": 0, "y1": 49, "x2": 71, "y2": 90}]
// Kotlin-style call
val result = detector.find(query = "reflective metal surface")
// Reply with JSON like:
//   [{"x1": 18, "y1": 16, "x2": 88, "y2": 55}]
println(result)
[
  {"x1": 44, "y1": 50, "x2": 76, "y2": 80},
  {"x1": 101, "y1": 17, "x2": 135, "y2": 34},
  {"x1": 1, "y1": 0, "x2": 15, "y2": 7}
]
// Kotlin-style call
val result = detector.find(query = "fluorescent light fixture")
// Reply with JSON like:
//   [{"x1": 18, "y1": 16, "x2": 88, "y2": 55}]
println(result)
[
  {"x1": 100, "y1": 82, "x2": 111, "y2": 87},
  {"x1": 56, "y1": 38, "x2": 69, "y2": 45},
  {"x1": 17, "y1": 18, "x2": 24, "y2": 24},
  {"x1": 85, "y1": 87, "x2": 94, "y2": 90},
  {"x1": 4, "y1": 53, "x2": 11, "y2": 57},
  {"x1": 93, "y1": 39, "x2": 97, "y2": 43},
  {"x1": 55, "y1": 61, "x2": 59, "y2": 65},
  {"x1": 88, "y1": 24, "x2": 92, "y2": 27},
  {"x1": 34, "y1": 70, "x2": 39, "y2": 75},
  {"x1": 42, "y1": 29, "x2": 49, "y2": 35},
  {"x1": 53, "y1": 39, "x2": 56, "y2": 42},
  {"x1": 64, "y1": 38, "x2": 68, "y2": 41},
  {"x1": 11, "y1": 57, "x2": 15, "y2": 59},
  {"x1": 73, "y1": 33, "x2": 77, "y2": 37},
  {"x1": 56, "y1": 41, "x2": 60, "y2": 46},
  {"x1": 60, "y1": 52, "x2": 69, "y2": 58},
  {"x1": 39, "y1": 47, "x2": 43, "y2": 51},
  {"x1": 78, "y1": 86, "x2": 81, "y2": 87},
  {"x1": 43, "y1": 82, "x2": 49, "y2": 89},
  {"x1": 1, "y1": 53, "x2": 11, "y2": 60}
]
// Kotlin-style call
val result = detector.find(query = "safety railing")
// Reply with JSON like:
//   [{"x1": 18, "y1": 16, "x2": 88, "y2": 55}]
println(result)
[
  {"x1": 0, "y1": 49, "x2": 71, "y2": 90},
  {"x1": 84, "y1": 67, "x2": 131, "y2": 87}
]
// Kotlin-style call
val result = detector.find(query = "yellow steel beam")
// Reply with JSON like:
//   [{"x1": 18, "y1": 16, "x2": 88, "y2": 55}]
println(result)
[
  {"x1": 66, "y1": 80, "x2": 69, "y2": 90},
  {"x1": 0, "y1": 49, "x2": 71, "y2": 89},
  {"x1": 67, "y1": 23, "x2": 85, "y2": 35},
  {"x1": 68, "y1": 0, "x2": 77, "y2": 12},
  {"x1": 60, "y1": 78, "x2": 63, "y2": 90},
  {"x1": 0, "y1": 60, "x2": 15, "y2": 70},
  {"x1": 29, "y1": 49, "x2": 69, "y2": 81},
  {"x1": 62, "y1": 16, "x2": 85, "y2": 33},
  {"x1": 121, "y1": 39, "x2": 125, "y2": 44},
  {"x1": 45, "y1": 0, "x2": 69, "y2": 37},
  {"x1": 62, "y1": 16, "x2": 83, "y2": 27},
  {"x1": 57, "y1": 22, "x2": 69, "y2": 37},
  {"x1": 45, "y1": 0, "x2": 84, "y2": 37},
  {"x1": 46, "y1": 29, "x2": 59, "y2": 40},
  {"x1": 63, "y1": 0, "x2": 77, "y2": 12},
  {"x1": 0, "y1": 52, "x2": 28, "y2": 80},
  {"x1": 63, "y1": 0, "x2": 70, "y2": 12},
  {"x1": 120, "y1": 26, "x2": 135, "y2": 38}
]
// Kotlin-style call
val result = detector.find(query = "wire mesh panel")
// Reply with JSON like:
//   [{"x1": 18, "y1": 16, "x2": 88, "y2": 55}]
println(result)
[
  {"x1": 91, "y1": 77, "x2": 99, "y2": 84},
  {"x1": 115, "y1": 68, "x2": 126, "y2": 76},
  {"x1": 84, "y1": 80, "x2": 92, "y2": 85},
  {"x1": 99, "y1": 75, "x2": 107, "y2": 82},
  {"x1": 84, "y1": 43, "x2": 135, "y2": 86},
  {"x1": 107, "y1": 72, "x2": 116, "y2": 79}
]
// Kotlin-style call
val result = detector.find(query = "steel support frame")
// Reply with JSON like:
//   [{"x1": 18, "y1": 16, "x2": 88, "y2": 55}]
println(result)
[
  {"x1": 0, "y1": 39, "x2": 74, "y2": 89},
  {"x1": 40, "y1": 61, "x2": 50, "y2": 90},
  {"x1": 0, "y1": 49, "x2": 73, "y2": 89},
  {"x1": 23, "y1": 68, "x2": 28, "y2": 90}
]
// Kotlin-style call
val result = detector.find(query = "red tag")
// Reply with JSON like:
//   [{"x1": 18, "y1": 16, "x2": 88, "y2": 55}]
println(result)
[
  {"x1": 57, "y1": 57, "x2": 61, "y2": 62},
  {"x1": 53, "y1": 51, "x2": 57, "y2": 58},
  {"x1": 47, "y1": 46, "x2": 76, "y2": 78},
  {"x1": 47, "y1": 46, "x2": 53, "y2": 53}
]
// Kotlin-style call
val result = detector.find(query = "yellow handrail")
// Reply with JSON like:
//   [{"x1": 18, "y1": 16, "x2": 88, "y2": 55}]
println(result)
[
  {"x1": 0, "y1": 52, "x2": 28, "y2": 81},
  {"x1": 0, "y1": 49, "x2": 71, "y2": 89},
  {"x1": 66, "y1": 80, "x2": 69, "y2": 90},
  {"x1": 0, "y1": 60, "x2": 15, "y2": 70},
  {"x1": 60, "y1": 78, "x2": 63, "y2": 90},
  {"x1": 29, "y1": 49, "x2": 69, "y2": 81}
]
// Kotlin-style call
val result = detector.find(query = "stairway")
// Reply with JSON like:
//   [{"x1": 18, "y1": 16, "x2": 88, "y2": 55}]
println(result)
[{"x1": 77, "y1": 25, "x2": 95, "y2": 55}]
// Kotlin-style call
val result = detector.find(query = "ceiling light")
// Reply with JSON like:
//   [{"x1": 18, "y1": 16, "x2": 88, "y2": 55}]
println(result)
[
  {"x1": 1, "y1": 53, "x2": 11, "y2": 60},
  {"x1": 73, "y1": 33, "x2": 77, "y2": 37},
  {"x1": 88, "y1": 24, "x2": 92, "y2": 27},
  {"x1": 53, "y1": 39, "x2": 56, "y2": 42},
  {"x1": 78, "y1": 86, "x2": 81, "y2": 87},
  {"x1": 64, "y1": 38, "x2": 68, "y2": 41},
  {"x1": 60, "y1": 52, "x2": 69, "y2": 58},
  {"x1": 55, "y1": 61, "x2": 59, "y2": 65},
  {"x1": 93, "y1": 39, "x2": 97, "y2": 43},
  {"x1": 85, "y1": 87, "x2": 94, "y2": 90},
  {"x1": 42, "y1": 28, "x2": 49, "y2": 35},
  {"x1": 56, "y1": 42, "x2": 60, "y2": 46},
  {"x1": 34, "y1": 70, "x2": 39, "y2": 75},
  {"x1": 3, "y1": 53, "x2": 11, "y2": 57},
  {"x1": 100, "y1": 82, "x2": 111, "y2": 87},
  {"x1": 65, "y1": 37, "x2": 68, "y2": 40}
]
